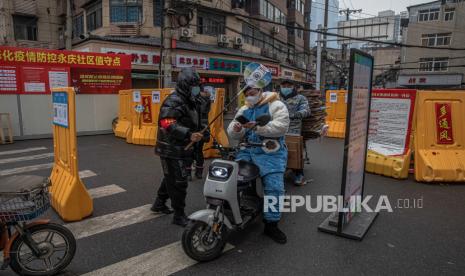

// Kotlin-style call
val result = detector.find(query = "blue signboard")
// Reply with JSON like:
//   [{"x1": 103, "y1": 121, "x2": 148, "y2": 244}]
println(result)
[{"x1": 52, "y1": 92, "x2": 69, "y2": 128}]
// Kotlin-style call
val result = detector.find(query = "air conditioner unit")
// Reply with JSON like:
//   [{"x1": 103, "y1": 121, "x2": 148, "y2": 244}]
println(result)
[
  {"x1": 179, "y1": 27, "x2": 194, "y2": 39},
  {"x1": 218, "y1": 34, "x2": 229, "y2": 46},
  {"x1": 233, "y1": 36, "x2": 243, "y2": 47},
  {"x1": 271, "y1": 26, "x2": 280, "y2": 35}
]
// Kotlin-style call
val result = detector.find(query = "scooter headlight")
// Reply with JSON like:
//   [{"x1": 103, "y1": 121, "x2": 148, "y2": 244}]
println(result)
[
  {"x1": 212, "y1": 167, "x2": 228, "y2": 178},
  {"x1": 208, "y1": 163, "x2": 233, "y2": 180}
]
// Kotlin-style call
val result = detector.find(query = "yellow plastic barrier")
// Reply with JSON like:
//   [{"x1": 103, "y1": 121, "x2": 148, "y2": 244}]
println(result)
[
  {"x1": 50, "y1": 88, "x2": 93, "y2": 222},
  {"x1": 114, "y1": 90, "x2": 132, "y2": 138},
  {"x1": 366, "y1": 149, "x2": 412, "y2": 179},
  {"x1": 325, "y1": 90, "x2": 347, "y2": 138},
  {"x1": 128, "y1": 89, "x2": 173, "y2": 146},
  {"x1": 204, "y1": 88, "x2": 229, "y2": 158},
  {"x1": 415, "y1": 91, "x2": 465, "y2": 182}
]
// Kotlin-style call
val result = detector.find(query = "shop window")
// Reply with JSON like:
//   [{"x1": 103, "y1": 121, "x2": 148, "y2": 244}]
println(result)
[
  {"x1": 13, "y1": 15, "x2": 37, "y2": 41},
  {"x1": 87, "y1": 1, "x2": 102, "y2": 31},
  {"x1": 153, "y1": 0, "x2": 163, "y2": 26},
  {"x1": 197, "y1": 10, "x2": 225, "y2": 36},
  {"x1": 110, "y1": 0, "x2": 143, "y2": 23},
  {"x1": 73, "y1": 14, "x2": 84, "y2": 38}
]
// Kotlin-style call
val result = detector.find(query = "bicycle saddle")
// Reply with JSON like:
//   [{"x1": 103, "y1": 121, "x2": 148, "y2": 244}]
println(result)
[{"x1": 0, "y1": 175, "x2": 49, "y2": 193}]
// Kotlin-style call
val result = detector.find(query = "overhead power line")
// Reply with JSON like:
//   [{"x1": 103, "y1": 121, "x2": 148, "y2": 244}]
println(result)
[{"x1": 216, "y1": 8, "x2": 465, "y2": 51}]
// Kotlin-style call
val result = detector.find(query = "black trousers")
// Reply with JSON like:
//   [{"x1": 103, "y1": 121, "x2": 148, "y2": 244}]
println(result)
[
  {"x1": 186, "y1": 141, "x2": 205, "y2": 171},
  {"x1": 157, "y1": 157, "x2": 189, "y2": 213}
]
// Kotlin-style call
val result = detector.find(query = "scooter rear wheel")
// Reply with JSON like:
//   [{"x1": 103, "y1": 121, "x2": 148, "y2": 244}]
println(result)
[{"x1": 182, "y1": 220, "x2": 226, "y2": 262}]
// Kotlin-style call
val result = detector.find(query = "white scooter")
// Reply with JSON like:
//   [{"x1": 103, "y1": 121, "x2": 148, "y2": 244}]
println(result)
[{"x1": 182, "y1": 114, "x2": 278, "y2": 262}]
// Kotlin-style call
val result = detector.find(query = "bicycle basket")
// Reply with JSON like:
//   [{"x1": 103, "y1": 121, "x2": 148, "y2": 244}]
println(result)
[{"x1": 0, "y1": 177, "x2": 51, "y2": 223}]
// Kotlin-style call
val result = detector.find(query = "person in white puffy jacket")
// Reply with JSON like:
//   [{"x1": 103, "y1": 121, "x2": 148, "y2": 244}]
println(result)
[{"x1": 227, "y1": 86, "x2": 290, "y2": 244}]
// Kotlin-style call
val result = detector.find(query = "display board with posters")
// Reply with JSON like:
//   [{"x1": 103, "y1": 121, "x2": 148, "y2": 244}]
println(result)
[
  {"x1": 368, "y1": 89, "x2": 416, "y2": 156},
  {"x1": 318, "y1": 49, "x2": 377, "y2": 241},
  {"x1": 0, "y1": 46, "x2": 131, "y2": 94}
]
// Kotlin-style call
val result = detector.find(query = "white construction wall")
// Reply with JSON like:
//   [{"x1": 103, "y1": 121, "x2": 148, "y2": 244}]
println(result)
[{"x1": 0, "y1": 94, "x2": 118, "y2": 139}]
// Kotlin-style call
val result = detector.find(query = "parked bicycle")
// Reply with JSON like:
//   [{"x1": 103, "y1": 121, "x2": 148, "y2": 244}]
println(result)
[{"x1": 0, "y1": 175, "x2": 76, "y2": 275}]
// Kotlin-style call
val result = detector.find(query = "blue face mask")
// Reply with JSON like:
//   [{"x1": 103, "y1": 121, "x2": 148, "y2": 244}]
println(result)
[
  {"x1": 191, "y1": 86, "x2": 201, "y2": 96},
  {"x1": 280, "y1": 87, "x2": 293, "y2": 96}
]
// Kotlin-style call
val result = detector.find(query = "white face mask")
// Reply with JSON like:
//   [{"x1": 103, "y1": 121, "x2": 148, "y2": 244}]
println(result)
[{"x1": 246, "y1": 95, "x2": 260, "y2": 105}]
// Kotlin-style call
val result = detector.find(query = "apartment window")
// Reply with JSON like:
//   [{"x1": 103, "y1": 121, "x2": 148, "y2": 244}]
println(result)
[
  {"x1": 421, "y1": 33, "x2": 451, "y2": 46},
  {"x1": 153, "y1": 0, "x2": 163, "y2": 26},
  {"x1": 87, "y1": 1, "x2": 102, "y2": 31},
  {"x1": 197, "y1": 10, "x2": 225, "y2": 36},
  {"x1": 110, "y1": 0, "x2": 143, "y2": 23},
  {"x1": 297, "y1": 27, "x2": 303, "y2": 38},
  {"x1": 418, "y1": 8, "x2": 439, "y2": 21},
  {"x1": 73, "y1": 15, "x2": 84, "y2": 38},
  {"x1": 419, "y1": 57, "x2": 449, "y2": 72},
  {"x1": 260, "y1": 0, "x2": 286, "y2": 24},
  {"x1": 444, "y1": 8, "x2": 454, "y2": 21},
  {"x1": 242, "y1": 24, "x2": 253, "y2": 44},
  {"x1": 13, "y1": 15, "x2": 37, "y2": 41},
  {"x1": 296, "y1": 0, "x2": 304, "y2": 13}
]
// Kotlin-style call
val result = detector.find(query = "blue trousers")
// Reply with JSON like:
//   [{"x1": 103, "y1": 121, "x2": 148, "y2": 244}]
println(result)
[{"x1": 262, "y1": 172, "x2": 285, "y2": 222}]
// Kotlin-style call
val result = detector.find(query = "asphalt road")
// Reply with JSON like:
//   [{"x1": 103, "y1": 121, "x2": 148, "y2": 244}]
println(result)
[{"x1": 0, "y1": 134, "x2": 464, "y2": 275}]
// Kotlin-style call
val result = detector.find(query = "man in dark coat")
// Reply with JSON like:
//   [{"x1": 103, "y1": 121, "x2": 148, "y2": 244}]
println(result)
[{"x1": 151, "y1": 67, "x2": 204, "y2": 227}]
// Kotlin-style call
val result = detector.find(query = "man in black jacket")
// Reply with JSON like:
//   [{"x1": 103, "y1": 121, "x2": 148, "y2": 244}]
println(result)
[{"x1": 151, "y1": 68, "x2": 204, "y2": 227}]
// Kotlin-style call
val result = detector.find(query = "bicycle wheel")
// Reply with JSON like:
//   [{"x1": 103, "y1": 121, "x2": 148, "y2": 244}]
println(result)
[{"x1": 9, "y1": 223, "x2": 76, "y2": 276}]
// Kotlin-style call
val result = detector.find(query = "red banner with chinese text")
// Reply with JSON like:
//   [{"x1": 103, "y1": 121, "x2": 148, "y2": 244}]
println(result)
[
  {"x1": 435, "y1": 102, "x2": 454, "y2": 145},
  {"x1": 0, "y1": 46, "x2": 131, "y2": 94},
  {"x1": 141, "y1": 96, "x2": 152, "y2": 123}
]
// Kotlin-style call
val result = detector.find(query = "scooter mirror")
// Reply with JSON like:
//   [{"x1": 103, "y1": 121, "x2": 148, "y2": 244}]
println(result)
[{"x1": 256, "y1": 114, "x2": 271, "y2": 126}]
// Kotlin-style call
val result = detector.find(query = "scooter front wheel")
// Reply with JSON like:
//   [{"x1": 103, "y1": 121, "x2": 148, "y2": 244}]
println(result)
[
  {"x1": 182, "y1": 220, "x2": 226, "y2": 262},
  {"x1": 9, "y1": 223, "x2": 76, "y2": 276}
]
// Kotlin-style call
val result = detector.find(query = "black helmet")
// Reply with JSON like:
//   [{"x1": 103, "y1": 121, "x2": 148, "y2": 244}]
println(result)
[{"x1": 176, "y1": 67, "x2": 201, "y2": 97}]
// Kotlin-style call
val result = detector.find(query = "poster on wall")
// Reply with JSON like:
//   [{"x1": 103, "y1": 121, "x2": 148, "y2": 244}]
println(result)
[
  {"x1": 0, "y1": 46, "x2": 131, "y2": 94},
  {"x1": 70, "y1": 68, "x2": 131, "y2": 94},
  {"x1": 0, "y1": 66, "x2": 19, "y2": 93},
  {"x1": 368, "y1": 90, "x2": 416, "y2": 156}
]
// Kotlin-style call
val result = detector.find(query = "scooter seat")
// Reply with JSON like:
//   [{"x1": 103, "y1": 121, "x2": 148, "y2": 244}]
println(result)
[{"x1": 238, "y1": 160, "x2": 260, "y2": 183}]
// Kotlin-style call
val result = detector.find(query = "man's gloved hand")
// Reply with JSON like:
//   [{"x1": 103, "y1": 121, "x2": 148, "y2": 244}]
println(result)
[{"x1": 203, "y1": 128, "x2": 211, "y2": 142}]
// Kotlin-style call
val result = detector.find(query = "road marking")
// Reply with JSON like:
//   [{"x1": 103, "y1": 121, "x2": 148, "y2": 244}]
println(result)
[
  {"x1": 83, "y1": 241, "x2": 234, "y2": 276},
  {"x1": 0, "y1": 147, "x2": 47, "y2": 156},
  {"x1": 0, "y1": 165, "x2": 97, "y2": 178},
  {"x1": 0, "y1": 163, "x2": 54, "y2": 176},
  {"x1": 79, "y1": 170, "x2": 97, "y2": 179},
  {"x1": 88, "y1": 184, "x2": 126, "y2": 199},
  {"x1": 65, "y1": 204, "x2": 163, "y2": 240},
  {"x1": 0, "y1": 153, "x2": 54, "y2": 164}
]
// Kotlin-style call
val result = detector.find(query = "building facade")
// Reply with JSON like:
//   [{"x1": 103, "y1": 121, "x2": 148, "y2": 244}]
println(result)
[
  {"x1": 399, "y1": 0, "x2": 465, "y2": 88},
  {"x1": 0, "y1": 0, "x2": 311, "y2": 111}
]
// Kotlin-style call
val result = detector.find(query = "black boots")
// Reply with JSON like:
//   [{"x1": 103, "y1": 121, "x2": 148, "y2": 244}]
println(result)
[
  {"x1": 264, "y1": 221, "x2": 287, "y2": 244},
  {"x1": 150, "y1": 198, "x2": 174, "y2": 214},
  {"x1": 172, "y1": 210, "x2": 189, "y2": 227}
]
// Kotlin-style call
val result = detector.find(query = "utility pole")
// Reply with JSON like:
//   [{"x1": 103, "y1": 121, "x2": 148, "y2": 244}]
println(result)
[
  {"x1": 316, "y1": 24, "x2": 322, "y2": 91},
  {"x1": 65, "y1": 0, "x2": 72, "y2": 50},
  {"x1": 304, "y1": 0, "x2": 312, "y2": 76},
  {"x1": 339, "y1": 8, "x2": 361, "y2": 88},
  {"x1": 158, "y1": 0, "x2": 165, "y2": 88},
  {"x1": 319, "y1": 0, "x2": 329, "y2": 93}
]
